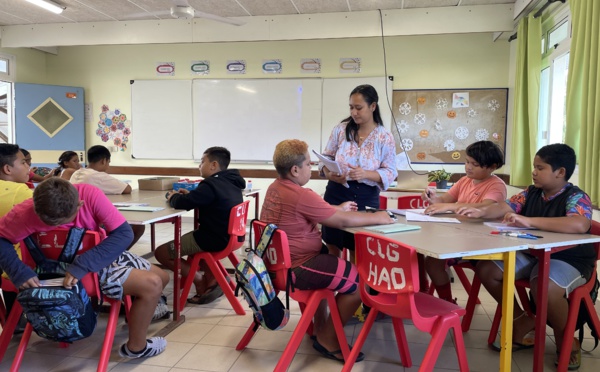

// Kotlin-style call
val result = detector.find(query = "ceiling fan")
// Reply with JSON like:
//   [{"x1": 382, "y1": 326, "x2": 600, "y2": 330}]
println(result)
[{"x1": 133, "y1": 0, "x2": 245, "y2": 26}]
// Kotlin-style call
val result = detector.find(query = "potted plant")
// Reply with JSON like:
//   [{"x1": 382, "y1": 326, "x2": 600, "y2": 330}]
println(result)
[{"x1": 427, "y1": 169, "x2": 452, "y2": 189}]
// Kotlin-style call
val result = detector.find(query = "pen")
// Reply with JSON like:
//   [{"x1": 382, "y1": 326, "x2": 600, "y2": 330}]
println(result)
[{"x1": 490, "y1": 231, "x2": 541, "y2": 239}]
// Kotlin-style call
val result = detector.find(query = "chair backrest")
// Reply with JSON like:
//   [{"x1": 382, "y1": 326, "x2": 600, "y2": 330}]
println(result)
[
  {"x1": 354, "y1": 231, "x2": 419, "y2": 296},
  {"x1": 251, "y1": 220, "x2": 292, "y2": 292},
  {"x1": 29, "y1": 228, "x2": 101, "y2": 296},
  {"x1": 396, "y1": 195, "x2": 429, "y2": 209},
  {"x1": 227, "y1": 200, "x2": 251, "y2": 249},
  {"x1": 379, "y1": 195, "x2": 388, "y2": 209}
]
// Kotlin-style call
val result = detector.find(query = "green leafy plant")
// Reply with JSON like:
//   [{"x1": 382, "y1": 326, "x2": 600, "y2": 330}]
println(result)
[{"x1": 427, "y1": 169, "x2": 452, "y2": 183}]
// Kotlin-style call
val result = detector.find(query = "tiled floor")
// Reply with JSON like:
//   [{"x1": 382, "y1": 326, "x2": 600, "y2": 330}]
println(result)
[{"x1": 1, "y1": 221, "x2": 600, "y2": 371}]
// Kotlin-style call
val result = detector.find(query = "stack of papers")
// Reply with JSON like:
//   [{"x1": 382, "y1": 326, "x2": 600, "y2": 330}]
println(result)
[
  {"x1": 364, "y1": 223, "x2": 421, "y2": 234},
  {"x1": 113, "y1": 202, "x2": 150, "y2": 207},
  {"x1": 405, "y1": 211, "x2": 460, "y2": 223}
]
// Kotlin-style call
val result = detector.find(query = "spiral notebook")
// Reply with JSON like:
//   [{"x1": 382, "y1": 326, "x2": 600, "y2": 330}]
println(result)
[{"x1": 364, "y1": 223, "x2": 421, "y2": 234}]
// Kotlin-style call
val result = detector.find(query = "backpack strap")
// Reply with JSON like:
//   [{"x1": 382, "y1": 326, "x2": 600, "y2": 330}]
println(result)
[
  {"x1": 23, "y1": 235, "x2": 48, "y2": 268},
  {"x1": 255, "y1": 224, "x2": 277, "y2": 258},
  {"x1": 58, "y1": 227, "x2": 87, "y2": 264}
]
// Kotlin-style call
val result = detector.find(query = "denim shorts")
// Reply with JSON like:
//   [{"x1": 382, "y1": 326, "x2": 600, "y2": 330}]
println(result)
[{"x1": 493, "y1": 251, "x2": 586, "y2": 297}]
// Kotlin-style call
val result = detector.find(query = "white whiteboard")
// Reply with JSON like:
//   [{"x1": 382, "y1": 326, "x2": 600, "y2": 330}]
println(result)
[
  {"x1": 192, "y1": 79, "x2": 322, "y2": 162},
  {"x1": 321, "y1": 77, "x2": 394, "y2": 148},
  {"x1": 131, "y1": 80, "x2": 193, "y2": 159}
]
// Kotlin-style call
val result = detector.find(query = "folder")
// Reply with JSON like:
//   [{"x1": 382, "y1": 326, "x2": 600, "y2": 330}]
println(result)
[{"x1": 364, "y1": 223, "x2": 421, "y2": 234}]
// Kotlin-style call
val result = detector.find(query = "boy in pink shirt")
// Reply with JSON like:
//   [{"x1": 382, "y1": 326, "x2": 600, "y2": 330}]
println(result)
[
  {"x1": 421, "y1": 140, "x2": 507, "y2": 303},
  {"x1": 0, "y1": 178, "x2": 169, "y2": 358}
]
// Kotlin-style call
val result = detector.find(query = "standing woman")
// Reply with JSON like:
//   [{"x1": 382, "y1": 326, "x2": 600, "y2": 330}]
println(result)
[
  {"x1": 320, "y1": 84, "x2": 397, "y2": 256},
  {"x1": 52, "y1": 151, "x2": 81, "y2": 180}
]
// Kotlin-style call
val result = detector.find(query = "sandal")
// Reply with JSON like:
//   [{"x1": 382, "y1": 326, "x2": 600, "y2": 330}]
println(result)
[
  {"x1": 491, "y1": 330, "x2": 535, "y2": 352},
  {"x1": 312, "y1": 339, "x2": 365, "y2": 363},
  {"x1": 555, "y1": 338, "x2": 581, "y2": 371},
  {"x1": 186, "y1": 284, "x2": 224, "y2": 305}
]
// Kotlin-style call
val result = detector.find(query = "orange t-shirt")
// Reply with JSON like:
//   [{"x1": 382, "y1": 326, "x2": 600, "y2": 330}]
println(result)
[{"x1": 447, "y1": 175, "x2": 507, "y2": 204}]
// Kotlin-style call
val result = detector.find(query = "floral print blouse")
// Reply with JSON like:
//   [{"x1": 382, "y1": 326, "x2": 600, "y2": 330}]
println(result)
[{"x1": 321, "y1": 121, "x2": 397, "y2": 191}]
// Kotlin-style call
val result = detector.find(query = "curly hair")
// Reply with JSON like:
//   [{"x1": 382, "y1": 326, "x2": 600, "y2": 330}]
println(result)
[{"x1": 33, "y1": 178, "x2": 80, "y2": 226}]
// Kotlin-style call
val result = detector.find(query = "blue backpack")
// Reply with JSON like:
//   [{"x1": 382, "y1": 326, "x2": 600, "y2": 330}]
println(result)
[
  {"x1": 235, "y1": 223, "x2": 290, "y2": 331},
  {"x1": 16, "y1": 227, "x2": 97, "y2": 343}
]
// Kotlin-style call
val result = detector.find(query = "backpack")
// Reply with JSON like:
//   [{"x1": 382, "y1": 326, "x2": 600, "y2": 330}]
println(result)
[
  {"x1": 529, "y1": 277, "x2": 600, "y2": 352},
  {"x1": 235, "y1": 223, "x2": 290, "y2": 331},
  {"x1": 16, "y1": 227, "x2": 98, "y2": 343}
]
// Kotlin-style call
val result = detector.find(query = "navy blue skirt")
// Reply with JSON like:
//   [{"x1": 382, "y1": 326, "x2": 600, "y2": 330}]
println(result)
[{"x1": 321, "y1": 180, "x2": 380, "y2": 250}]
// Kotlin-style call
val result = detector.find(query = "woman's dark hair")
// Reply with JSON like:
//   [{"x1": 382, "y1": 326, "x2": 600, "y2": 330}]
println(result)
[
  {"x1": 343, "y1": 84, "x2": 383, "y2": 142},
  {"x1": 53, "y1": 151, "x2": 78, "y2": 176}
]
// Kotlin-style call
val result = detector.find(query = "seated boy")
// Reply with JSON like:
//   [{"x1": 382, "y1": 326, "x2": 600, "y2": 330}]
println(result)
[
  {"x1": 70, "y1": 145, "x2": 145, "y2": 249},
  {"x1": 457, "y1": 143, "x2": 594, "y2": 370},
  {"x1": 421, "y1": 140, "x2": 507, "y2": 303},
  {"x1": 261, "y1": 139, "x2": 394, "y2": 362},
  {"x1": 154, "y1": 147, "x2": 245, "y2": 304},
  {"x1": 0, "y1": 178, "x2": 170, "y2": 359},
  {"x1": 0, "y1": 144, "x2": 34, "y2": 317}
]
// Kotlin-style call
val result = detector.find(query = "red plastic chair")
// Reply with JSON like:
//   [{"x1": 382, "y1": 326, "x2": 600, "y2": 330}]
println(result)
[
  {"x1": 396, "y1": 194, "x2": 429, "y2": 210},
  {"x1": 236, "y1": 220, "x2": 351, "y2": 371},
  {"x1": 379, "y1": 195, "x2": 388, "y2": 209},
  {"x1": 343, "y1": 232, "x2": 469, "y2": 372},
  {"x1": 178, "y1": 200, "x2": 249, "y2": 313},
  {"x1": 486, "y1": 220, "x2": 600, "y2": 371},
  {"x1": 6, "y1": 228, "x2": 132, "y2": 372}
]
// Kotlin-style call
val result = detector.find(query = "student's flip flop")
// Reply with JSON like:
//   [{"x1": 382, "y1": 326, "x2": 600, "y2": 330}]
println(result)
[
  {"x1": 187, "y1": 285, "x2": 224, "y2": 305},
  {"x1": 554, "y1": 338, "x2": 581, "y2": 371},
  {"x1": 312, "y1": 339, "x2": 365, "y2": 363}
]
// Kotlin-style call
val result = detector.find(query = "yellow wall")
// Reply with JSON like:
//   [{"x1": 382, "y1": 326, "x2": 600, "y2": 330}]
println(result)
[
  {"x1": 35, "y1": 32, "x2": 509, "y2": 171},
  {"x1": 0, "y1": 47, "x2": 48, "y2": 83}
]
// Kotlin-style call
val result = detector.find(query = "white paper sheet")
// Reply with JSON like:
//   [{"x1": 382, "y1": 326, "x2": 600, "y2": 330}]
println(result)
[
  {"x1": 405, "y1": 211, "x2": 461, "y2": 223},
  {"x1": 312, "y1": 150, "x2": 349, "y2": 188}
]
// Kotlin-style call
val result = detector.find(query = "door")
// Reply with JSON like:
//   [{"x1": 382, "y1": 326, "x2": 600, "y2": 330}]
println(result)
[{"x1": 14, "y1": 83, "x2": 85, "y2": 168}]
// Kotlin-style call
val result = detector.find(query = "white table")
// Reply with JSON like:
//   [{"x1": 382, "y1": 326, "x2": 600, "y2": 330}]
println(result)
[
  {"x1": 108, "y1": 190, "x2": 186, "y2": 335},
  {"x1": 347, "y1": 218, "x2": 529, "y2": 371}
]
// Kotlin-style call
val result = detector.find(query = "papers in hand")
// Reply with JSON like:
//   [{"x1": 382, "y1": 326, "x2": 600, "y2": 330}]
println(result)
[
  {"x1": 39, "y1": 278, "x2": 65, "y2": 287},
  {"x1": 364, "y1": 223, "x2": 421, "y2": 234},
  {"x1": 483, "y1": 222, "x2": 535, "y2": 231},
  {"x1": 312, "y1": 150, "x2": 349, "y2": 189},
  {"x1": 405, "y1": 211, "x2": 461, "y2": 223},
  {"x1": 116, "y1": 206, "x2": 164, "y2": 212}
]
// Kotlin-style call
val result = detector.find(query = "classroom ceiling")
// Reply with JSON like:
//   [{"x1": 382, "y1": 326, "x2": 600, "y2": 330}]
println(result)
[{"x1": 0, "y1": 0, "x2": 516, "y2": 27}]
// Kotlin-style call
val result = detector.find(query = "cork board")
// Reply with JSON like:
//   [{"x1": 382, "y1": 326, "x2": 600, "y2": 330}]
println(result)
[{"x1": 391, "y1": 88, "x2": 508, "y2": 164}]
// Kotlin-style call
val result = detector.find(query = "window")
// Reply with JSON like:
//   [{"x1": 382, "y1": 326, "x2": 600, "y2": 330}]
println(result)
[
  {"x1": 0, "y1": 53, "x2": 15, "y2": 144},
  {"x1": 537, "y1": 9, "x2": 571, "y2": 149}
]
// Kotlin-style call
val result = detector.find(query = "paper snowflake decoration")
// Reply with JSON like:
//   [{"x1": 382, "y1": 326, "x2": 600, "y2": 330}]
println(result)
[
  {"x1": 414, "y1": 113, "x2": 426, "y2": 125},
  {"x1": 399, "y1": 102, "x2": 412, "y2": 115},
  {"x1": 475, "y1": 128, "x2": 490, "y2": 141},
  {"x1": 435, "y1": 98, "x2": 448, "y2": 109},
  {"x1": 455, "y1": 126, "x2": 469, "y2": 140},
  {"x1": 396, "y1": 120, "x2": 409, "y2": 133},
  {"x1": 434, "y1": 119, "x2": 443, "y2": 131},
  {"x1": 444, "y1": 139, "x2": 456, "y2": 151},
  {"x1": 401, "y1": 138, "x2": 414, "y2": 151},
  {"x1": 488, "y1": 99, "x2": 500, "y2": 111},
  {"x1": 467, "y1": 109, "x2": 478, "y2": 118}
]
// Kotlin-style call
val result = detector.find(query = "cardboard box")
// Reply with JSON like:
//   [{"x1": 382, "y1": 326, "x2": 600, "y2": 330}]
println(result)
[{"x1": 138, "y1": 177, "x2": 180, "y2": 191}]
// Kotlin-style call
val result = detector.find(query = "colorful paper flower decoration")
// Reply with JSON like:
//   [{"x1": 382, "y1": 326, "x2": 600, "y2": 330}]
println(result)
[{"x1": 94, "y1": 104, "x2": 131, "y2": 151}]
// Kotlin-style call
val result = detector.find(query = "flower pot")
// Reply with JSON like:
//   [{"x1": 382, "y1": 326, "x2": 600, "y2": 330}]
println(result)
[{"x1": 436, "y1": 180, "x2": 448, "y2": 189}]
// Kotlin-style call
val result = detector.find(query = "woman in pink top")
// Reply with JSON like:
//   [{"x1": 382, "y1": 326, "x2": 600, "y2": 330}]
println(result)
[
  {"x1": 320, "y1": 85, "x2": 397, "y2": 256},
  {"x1": 421, "y1": 140, "x2": 507, "y2": 303}
]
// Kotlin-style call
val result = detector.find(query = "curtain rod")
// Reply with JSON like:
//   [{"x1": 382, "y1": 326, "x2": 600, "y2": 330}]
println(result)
[{"x1": 534, "y1": 0, "x2": 566, "y2": 19}]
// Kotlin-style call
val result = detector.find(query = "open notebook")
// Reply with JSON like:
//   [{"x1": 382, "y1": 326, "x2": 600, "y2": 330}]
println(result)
[
  {"x1": 364, "y1": 223, "x2": 421, "y2": 234},
  {"x1": 116, "y1": 206, "x2": 164, "y2": 212}
]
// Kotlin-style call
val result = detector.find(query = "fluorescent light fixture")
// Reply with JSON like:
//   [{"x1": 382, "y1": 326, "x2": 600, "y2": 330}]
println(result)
[{"x1": 26, "y1": 0, "x2": 66, "y2": 14}]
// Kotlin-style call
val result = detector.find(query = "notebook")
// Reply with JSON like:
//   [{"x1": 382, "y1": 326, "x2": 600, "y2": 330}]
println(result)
[
  {"x1": 116, "y1": 206, "x2": 164, "y2": 212},
  {"x1": 364, "y1": 223, "x2": 422, "y2": 234},
  {"x1": 396, "y1": 170, "x2": 430, "y2": 189}
]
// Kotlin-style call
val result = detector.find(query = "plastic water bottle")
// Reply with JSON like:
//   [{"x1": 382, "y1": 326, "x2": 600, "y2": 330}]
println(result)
[{"x1": 246, "y1": 180, "x2": 253, "y2": 191}]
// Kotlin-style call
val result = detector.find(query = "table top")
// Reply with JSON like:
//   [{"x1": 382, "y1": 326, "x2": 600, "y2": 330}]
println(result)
[
  {"x1": 107, "y1": 190, "x2": 185, "y2": 225},
  {"x1": 346, "y1": 216, "x2": 529, "y2": 259}
]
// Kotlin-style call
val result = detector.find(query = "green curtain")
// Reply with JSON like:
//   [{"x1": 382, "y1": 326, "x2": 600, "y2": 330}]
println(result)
[
  {"x1": 510, "y1": 15, "x2": 542, "y2": 186},
  {"x1": 565, "y1": 0, "x2": 600, "y2": 205}
]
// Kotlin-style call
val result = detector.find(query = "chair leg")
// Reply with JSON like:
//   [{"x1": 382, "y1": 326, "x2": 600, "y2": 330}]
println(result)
[
  {"x1": 488, "y1": 304, "x2": 502, "y2": 345},
  {"x1": 420, "y1": 315, "x2": 455, "y2": 372},
  {"x1": 461, "y1": 275, "x2": 482, "y2": 332},
  {"x1": 10, "y1": 323, "x2": 33, "y2": 371},
  {"x1": 391, "y1": 317, "x2": 412, "y2": 367},
  {"x1": 97, "y1": 301, "x2": 121, "y2": 372},
  {"x1": 204, "y1": 256, "x2": 245, "y2": 315},
  {"x1": 341, "y1": 308, "x2": 378, "y2": 372},
  {"x1": 0, "y1": 303, "x2": 23, "y2": 362},
  {"x1": 274, "y1": 293, "x2": 325, "y2": 372},
  {"x1": 557, "y1": 293, "x2": 583, "y2": 372},
  {"x1": 326, "y1": 293, "x2": 350, "y2": 360},
  {"x1": 178, "y1": 255, "x2": 202, "y2": 311},
  {"x1": 454, "y1": 266, "x2": 481, "y2": 305},
  {"x1": 451, "y1": 322, "x2": 470, "y2": 372},
  {"x1": 236, "y1": 322, "x2": 260, "y2": 351}
]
